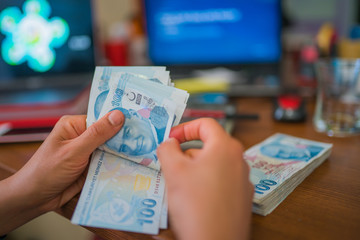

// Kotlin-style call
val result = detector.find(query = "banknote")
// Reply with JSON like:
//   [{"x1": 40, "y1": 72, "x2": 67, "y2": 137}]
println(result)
[
  {"x1": 72, "y1": 150, "x2": 165, "y2": 235},
  {"x1": 105, "y1": 72, "x2": 188, "y2": 124},
  {"x1": 244, "y1": 133, "x2": 332, "y2": 215},
  {"x1": 159, "y1": 192, "x2": 168, "y2": 229},
  {"x1": 87, "y1": 66, "x2": 170, "y2": 127},
  {"x1": 96, "y1": 72, "x2": 180, "y2": 170}
]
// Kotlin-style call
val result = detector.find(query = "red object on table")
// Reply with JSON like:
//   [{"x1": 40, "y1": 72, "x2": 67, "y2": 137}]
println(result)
[{"x1": 105, "y1": 41, "x2": 129, "y2": 66}]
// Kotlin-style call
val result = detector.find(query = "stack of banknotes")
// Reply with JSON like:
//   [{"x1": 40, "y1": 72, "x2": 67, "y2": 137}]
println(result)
[
  {"x1": 71, "y1": 66, "x2": 189, "y2": 234},
  {"x1": 244, "y1": 133, "x2": 333, "y2": 216}
]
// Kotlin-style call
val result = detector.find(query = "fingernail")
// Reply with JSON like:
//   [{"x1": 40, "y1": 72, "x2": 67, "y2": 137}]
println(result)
[
  {"x1": 165, "y1": 137, "x2": 177, "y2": 143},
  {"x1": 108, "y1": 110, "x2": 124, "y2": 126}
]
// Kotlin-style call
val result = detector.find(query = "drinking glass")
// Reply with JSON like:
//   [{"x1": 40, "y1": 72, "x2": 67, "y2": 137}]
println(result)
[{"x1": 313, "y1": 59, "x2": 360, "y2": 137}]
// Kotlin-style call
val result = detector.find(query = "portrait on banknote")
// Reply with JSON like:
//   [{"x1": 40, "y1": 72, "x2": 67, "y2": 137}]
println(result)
[
  {"x1": 259, "y1": 135, "x2": 324, "y2": 162},
  {"x1": 105, "y1": 107, "x2": 168, "y2": 161}
]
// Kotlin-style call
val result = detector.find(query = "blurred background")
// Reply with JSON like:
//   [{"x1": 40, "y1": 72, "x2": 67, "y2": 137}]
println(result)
[
  {"x1": 1, "y1": 0, "x2": 360, "y2": 239},
  {"x1": 93, "y1": 0, "x2": 360, "y2": 97}
]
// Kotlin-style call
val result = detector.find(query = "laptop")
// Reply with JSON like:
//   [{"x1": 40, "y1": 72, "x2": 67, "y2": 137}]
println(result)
[
  {"x1": 0, "y1": 0, "x2": 96, "y2": 142},
  {"x1": 0, "y1": 0, "x2": 96, "y2": 107},
  {"x1": 143, "y1": 0, "x2": 283, "y2": 96}
]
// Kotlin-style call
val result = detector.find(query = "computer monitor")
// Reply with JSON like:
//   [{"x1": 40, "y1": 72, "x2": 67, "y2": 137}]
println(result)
[
  {"x1": 143, "y1": 0, "x2": 282, "y2": 96},
  {"x1": 0, "y1": 0, "x2": 95, "y2": 104},
  {"x1": 144, "y1": 0, "x2": 281, "y2": 65}
]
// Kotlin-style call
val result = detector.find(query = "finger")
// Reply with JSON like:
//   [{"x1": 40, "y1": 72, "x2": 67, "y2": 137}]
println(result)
[
  {"x1": 184, "y1": 148, "x2": 201, "y2": 158},
  {"x1": 68, "y1": 115, "x2": 87, "y2": 137},
  {"x1": 157, "y1": 138, "x2": 187, "y2": 173},
  {"x1": 73, "y1": 110, "x2": 125, "y2": 155},
  {"x1": 50, "y1": 115, "x2": 87, "y2": 140},
  {"x1": 170, "y1": 118, "x2": 227, "y2": 144}
]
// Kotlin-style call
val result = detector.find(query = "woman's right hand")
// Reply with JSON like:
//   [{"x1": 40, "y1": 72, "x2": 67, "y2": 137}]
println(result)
[{"x1": 157, "y1": 118, "x2": 254, "y2": 240}]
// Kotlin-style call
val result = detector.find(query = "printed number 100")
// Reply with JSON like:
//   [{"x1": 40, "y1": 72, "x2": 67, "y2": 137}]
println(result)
[
  {"x1": 137, "y1": 199, "x2": 157, "y2": 225},
  {"x1": 255, "y1": 179, "x2": 277, "y2": 194}
]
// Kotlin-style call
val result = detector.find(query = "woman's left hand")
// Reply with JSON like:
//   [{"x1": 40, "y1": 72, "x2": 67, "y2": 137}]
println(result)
[{"x1": 0, "y1": 110, "x2": 124, "y2": 235}]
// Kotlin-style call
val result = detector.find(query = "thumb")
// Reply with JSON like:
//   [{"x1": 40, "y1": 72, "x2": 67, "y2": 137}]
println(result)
[
  {"x1": 157, "y1": 138, "x2": 186, "y2": 174},
  {"x1": 74, "y1": 110, "x2": 124, "y2": 155}
]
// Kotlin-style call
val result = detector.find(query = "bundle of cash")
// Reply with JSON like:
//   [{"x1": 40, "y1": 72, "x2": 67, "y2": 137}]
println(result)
[
  {"x1": 72, "y1": 66, "x2": 188, "y2": 234},
  {"x1": 245, "y1": 133, "x2": 333, "y2": 216},
  {"x1": 87, "y1": 66, "x2": 189, "y2": 171}
]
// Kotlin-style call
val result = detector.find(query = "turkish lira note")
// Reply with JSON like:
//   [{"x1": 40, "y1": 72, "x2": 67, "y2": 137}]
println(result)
[
  {"x1": 96, "y1": 72, "x2": 180, "y2": 170},
  {"x1": 72, "y1": 150, "x2": 165, "y2": 235},
  {"x1": 159, "y1": 192, "x2": 168, "y2": 229},
  {"x1": 87, "y1": 66, "x2": 170, "y2": 126}
]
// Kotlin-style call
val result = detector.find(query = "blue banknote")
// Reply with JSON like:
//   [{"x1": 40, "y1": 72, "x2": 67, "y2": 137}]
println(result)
[
  {"x1": 96, "y1": 71, "x2": 189, "y2": 170},
  {"x1": 72, "y1": 150, "x2": 165, "y2": 235},
  {"x1": 96, "y1": 72, "x2": 181, "y2": 170},
  {"x1": 87, "y1": 67, "x2": 188, "y2": 170},
  {"x1": 105, "y1": 72, "x2": 188, "y2": 124},
  {"x1": 87, "y1": 66, "x2": 170, "y2": 126},
  {"x1": 159, "y1": 192, "x2": 168, "y2": 229}
]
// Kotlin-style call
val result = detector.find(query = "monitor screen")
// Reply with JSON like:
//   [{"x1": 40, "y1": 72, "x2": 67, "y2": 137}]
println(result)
[
  {"x1": 144, "y1": 0, "x2": 281, "y2": 65},
  {"x1": 0, "y1": 0, "x2": 95, "y2": 82}
]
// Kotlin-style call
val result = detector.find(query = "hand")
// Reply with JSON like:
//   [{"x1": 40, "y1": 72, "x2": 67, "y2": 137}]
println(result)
[
  {"x1": 0, "y1": 110, "x2": 124, "y2": 235},
  {"x1": 157, "y1": 118, "x2": 254, "y2": 240}
]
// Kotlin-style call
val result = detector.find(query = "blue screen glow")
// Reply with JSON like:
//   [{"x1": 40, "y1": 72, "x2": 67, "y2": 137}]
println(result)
[{"x1": 144, "y1": 0, "x2": 281, "y2": 65}]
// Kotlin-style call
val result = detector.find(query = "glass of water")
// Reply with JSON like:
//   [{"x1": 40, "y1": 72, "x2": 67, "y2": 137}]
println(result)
[{"x1": 313, "y1": 58, "x2": 360, "y2": 137}]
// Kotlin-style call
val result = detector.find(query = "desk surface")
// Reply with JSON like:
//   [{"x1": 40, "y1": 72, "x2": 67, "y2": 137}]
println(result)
[{"x1": 1, "y1": 97, "x2": 359, "y2": 240}]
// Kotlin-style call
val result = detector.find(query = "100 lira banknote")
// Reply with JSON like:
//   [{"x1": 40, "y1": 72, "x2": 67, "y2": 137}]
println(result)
[
  {"x1": 72, "y1": 150, "x2": 165, "y2": 235},
  {"x1": 97, "y1": 72, "x2": 177, "y2": 170},
  {"x1": 87, "y1": 66, "x2": 170, "y2": 125}
]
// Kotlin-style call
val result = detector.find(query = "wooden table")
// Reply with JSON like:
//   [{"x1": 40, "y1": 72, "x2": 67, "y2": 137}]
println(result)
[{"x1": 1, "y1": 97, "x2": 359, "y2": 240}]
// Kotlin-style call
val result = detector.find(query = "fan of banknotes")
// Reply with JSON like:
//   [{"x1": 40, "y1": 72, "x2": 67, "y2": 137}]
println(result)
[
  {"x1": 72, "y1": 66, "x2": 189, "y2": 234},
  {"x1": 244, "y1": 133, "x2": 332, "y2": 216}
]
